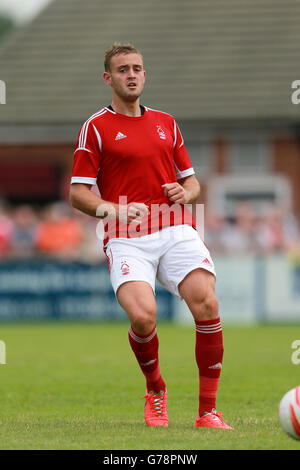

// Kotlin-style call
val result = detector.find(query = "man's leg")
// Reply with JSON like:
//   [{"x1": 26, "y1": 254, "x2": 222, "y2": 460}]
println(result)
[
  {"x1": 178, "y1": 269, "x2": 225, "y2": 417},
  {"x1": 117, "y1": 280, "x2": 166, "y2": 394},
  {"x1": 117, "y1": 280, "x2": 168, "y2": 427}
]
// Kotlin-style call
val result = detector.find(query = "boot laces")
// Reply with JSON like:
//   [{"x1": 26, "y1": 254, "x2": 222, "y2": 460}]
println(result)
[
  {"x1": 144, "y1": 391, "x2": 165, "y2": 416},
  {"x1": 203, "y1": 408, "x2": 224, "y2": 422}
]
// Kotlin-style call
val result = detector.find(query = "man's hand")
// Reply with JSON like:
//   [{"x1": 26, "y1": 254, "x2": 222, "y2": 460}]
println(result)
[
  {"x1": 119, "y1": 202, "x2": 149, "y2": 224},
  {"x1": 162, "y1": 182, "x2": 190, "y2": 204},
  {"x1": 97, "y1": 201, "x2": 149, "y2": 224}
]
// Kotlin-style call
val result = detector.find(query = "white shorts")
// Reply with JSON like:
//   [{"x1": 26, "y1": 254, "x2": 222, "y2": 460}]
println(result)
[{"x1": 105, "y1": 224, "x2": 216, "y2": 299}]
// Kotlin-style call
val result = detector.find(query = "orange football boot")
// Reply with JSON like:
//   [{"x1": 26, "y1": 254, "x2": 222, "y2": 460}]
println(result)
[
  {"x1": 194, "y1": 409, "x2": 234, "y2": 429},
  {"x1": 143, "y1": 389, "x2": 168, "y2": 427}
]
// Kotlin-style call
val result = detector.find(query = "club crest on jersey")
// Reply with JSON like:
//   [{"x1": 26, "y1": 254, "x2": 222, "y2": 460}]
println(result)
[
  {"x1": 121, "y1": 261, "x2": 130, "y2": 275},
  {"x1": 156, "y1": 125, "x2": 166, "y2": 140}
]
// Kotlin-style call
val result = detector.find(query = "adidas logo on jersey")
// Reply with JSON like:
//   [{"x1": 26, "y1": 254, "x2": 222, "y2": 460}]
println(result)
[{"x1": 115, "y1": 131, "x2": 127, "y2": 141}]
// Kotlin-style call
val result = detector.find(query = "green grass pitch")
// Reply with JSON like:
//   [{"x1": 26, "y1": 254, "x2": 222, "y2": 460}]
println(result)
[{"x1": 0, "y1": 321, "x2": 299, "y2": 450}]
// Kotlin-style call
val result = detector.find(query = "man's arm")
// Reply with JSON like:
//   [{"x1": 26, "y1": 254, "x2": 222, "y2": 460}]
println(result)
[
  {"x1": 69, "y1": 183, "x2": 149, "y2": 223},
  {"x1": 70, "y1": 183, "x2": 116, "y2": 218},
  {"x1": 162, "y1": 175, "x2": 200, "y2": 204}
]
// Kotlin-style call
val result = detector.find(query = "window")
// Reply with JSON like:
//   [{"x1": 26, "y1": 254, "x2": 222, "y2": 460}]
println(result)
[
  {"x1": 228, "y1": 141, "x2": 270, "y2": 173},
  {"x1": 207, "y1": 175, "x2": 291, "y2": 218},
  {"x1": 185, "y1": 143, "x2": 213, "y2": 177}
]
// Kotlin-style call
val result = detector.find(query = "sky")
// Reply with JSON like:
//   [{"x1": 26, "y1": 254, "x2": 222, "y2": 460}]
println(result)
[{"x1": 0, "y1": 0, "x2": 53, "y2": 23}]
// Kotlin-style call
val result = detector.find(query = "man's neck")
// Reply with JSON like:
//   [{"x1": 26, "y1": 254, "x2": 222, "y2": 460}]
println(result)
[{"x1": 110, "y1": 97, "x2": 142, "y2": 117}]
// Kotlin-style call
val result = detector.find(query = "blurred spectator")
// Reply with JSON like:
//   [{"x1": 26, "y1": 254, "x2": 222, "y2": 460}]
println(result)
[
  {"x1": 0, "y1": 198, "x2": 299, "y2": 261},
  {"x1": 11, "y1": 204, "x2": 38, "y2": 258},
  {"x1": 219, "y1": 202, "x2": 261, "y2": 255},
  {"x1": 35, "y1": 202, "x2": 83, "y2": 259},
  {"x1": 204, "y1": 211, "x2": 227, "y2": 253},
  {"x1": 0, "y1": 200, "x2": 14, "y2": 257},
  {"x1": 204, "y1": 202, "x2": 300, "y2": 256},
  {"x1": 256, "y1": 204, "x2": 300, "y2": 253},
  {"x1": 73, "y1": 210, "x2": 106, "y2": 263}
]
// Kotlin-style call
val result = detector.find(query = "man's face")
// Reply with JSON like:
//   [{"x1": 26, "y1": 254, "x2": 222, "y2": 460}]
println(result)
[{"x1": 104, "y1": 53, "x2": 146, "y2": 101}]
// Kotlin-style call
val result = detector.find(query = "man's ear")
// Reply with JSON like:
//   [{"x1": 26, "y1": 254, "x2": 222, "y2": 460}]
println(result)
[{"x1": 102, "y1": 71, "x2": 112, "y2": 86}]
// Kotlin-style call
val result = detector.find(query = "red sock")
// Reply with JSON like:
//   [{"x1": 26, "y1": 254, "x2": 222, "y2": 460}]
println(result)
[
  {"x1": 128, "y1": 325, "x2": 166, "y2": 393},
  {"x1": 195, "y1": 316, "x2": 224, "y2": 415}
]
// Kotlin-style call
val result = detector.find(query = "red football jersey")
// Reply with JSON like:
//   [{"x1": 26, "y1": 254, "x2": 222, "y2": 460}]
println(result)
[{"x1": 71, "y1": 106, "x2": 196, "y2": 246}]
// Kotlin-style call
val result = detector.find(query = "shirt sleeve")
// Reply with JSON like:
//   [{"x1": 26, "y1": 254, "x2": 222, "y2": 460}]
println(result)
[
  {"x1": 173, "y1": 120, "x2": 195, "y2": 180},
  {"x1": 71, "y1": 122, "x2": 102, "y2": 185}
]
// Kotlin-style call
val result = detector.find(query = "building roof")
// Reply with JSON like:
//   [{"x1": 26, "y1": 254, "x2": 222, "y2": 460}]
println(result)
[{"x1": 0, "y1": 0, "x2": 300, "y2": 126}]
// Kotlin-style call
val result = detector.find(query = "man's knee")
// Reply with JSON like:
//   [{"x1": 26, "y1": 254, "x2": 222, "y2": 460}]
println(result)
[
  {"x1": 190, "y1": 291, "x2": 219, "y2": 322},
  {"x1": 117, "y1": 281, "x2": 157, "y2": 334},
  {"x1": 119, "y1": 294, "x2": 156, "y2": 334},
  {"x1": 130, "y1": 306, "x2": 156, "y2": 335}
]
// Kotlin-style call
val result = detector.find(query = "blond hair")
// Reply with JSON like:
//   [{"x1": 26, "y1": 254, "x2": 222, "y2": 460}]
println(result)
[{"x1": 104, "y1": 42, "x2": 143, "y2": 71}]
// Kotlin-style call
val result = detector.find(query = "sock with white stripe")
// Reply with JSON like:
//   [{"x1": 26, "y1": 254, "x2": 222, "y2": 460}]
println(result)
[
  {"x1": 128, "y1": 325, "x2": 166, "y2": 393},
  {"x1": 195, "y1": 316, "x2": 224, "y2": 415}
]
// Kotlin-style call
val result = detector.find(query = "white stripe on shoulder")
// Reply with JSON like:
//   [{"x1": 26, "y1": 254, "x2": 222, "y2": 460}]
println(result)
[
  {"x1": 79, "y1": 108, "x2": 107, "y2": 147},
  {"x1": 173, "y1": 120, "x2": 177, "y2": 148},
  {"x1": 92, "y1": 124, "x2": 102, "y2": 153},
  {"x1": 177, "y1": 125, "x2": 185, "y2": 148},
  {"x1": 146, "y1": 106, "x2": 173, "y2": 118},
  {"x1": 79, "y1": 110, "x2": 104, "y2": 147},
  {"x1": 82, "y1": 109, "x2": 107, "y2": 148},
  {"x1": 104, "y1": 106, "x2": 116, "y2": 114}
]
